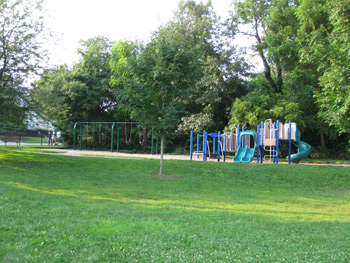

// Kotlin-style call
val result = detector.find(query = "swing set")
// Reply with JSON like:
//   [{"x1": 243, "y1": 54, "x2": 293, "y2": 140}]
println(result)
[
  {"x1": 123, "y1": 123, "x2": 147, "y2": 145},
  {"x1": 73, "y1": 121, "x2": 159, "y2": 154}
]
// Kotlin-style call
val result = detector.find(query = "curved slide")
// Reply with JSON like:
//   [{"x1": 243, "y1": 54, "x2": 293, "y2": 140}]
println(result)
[{"x1": 288, "y1": 141, "x2": 311, "y2": 163}]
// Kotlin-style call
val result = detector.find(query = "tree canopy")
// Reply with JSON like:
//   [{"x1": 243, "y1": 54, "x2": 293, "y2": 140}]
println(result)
[
  {"x1": 297, "y1": 0, "x2": 350, "y2": 134},
  {"x1": 226, "y1": 0, "x2": 350, "y2": 152},
  {"x1": 31, "y1": 36, "x2": 116, "y2": 142},
  {"x1": 110, "y1": 1, "x2": 227, "y2": 174},
  {"x1": 0, "y1": 0, "x2": 45, "y2": 130}
]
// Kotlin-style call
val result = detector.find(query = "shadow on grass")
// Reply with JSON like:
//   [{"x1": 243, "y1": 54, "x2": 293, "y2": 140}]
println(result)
[{"x1": 2, "y1": 180, "x2": 349, "y2": 223}]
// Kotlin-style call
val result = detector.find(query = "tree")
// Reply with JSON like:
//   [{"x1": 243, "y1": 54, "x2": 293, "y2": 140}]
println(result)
[
  {"x1": 0, "y1": 0, "x2": 45, "y2": 129},
  {"x1": 297, "y1": 0, "x2": 350, "y2": 134},
  {"x1": 110, "y1": 0, "x2": 249, "y2": 174},
  {"x1": 110, "y1": 29, "x2": 203, "y2": 175},
  {"x1": 227, "y1": 89, "x2": 303, "y2": 130},
  {"x1": 226, "y1": 0, "x2": 336, "y2": 149},
  {"x1": 227, "y1": 0, "x2": 305, "y2": 127},
  {"x1": 31, "y1": 37, "x2": 116, "y2": 142},
  {"x1": 229, "y1": 0, "x2": 302, "y2": 94},
  {"x1": 174, "y1": 0, "x2": 248, "y2": 132}
]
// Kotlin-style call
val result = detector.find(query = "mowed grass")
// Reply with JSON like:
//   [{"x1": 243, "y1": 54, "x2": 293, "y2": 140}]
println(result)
[
  {"x1": 0, "y1": 148, "x2": 350, "y2": 262},
  {"x1": 20, "y1": 136, "x2": 44, "y2": 144}
]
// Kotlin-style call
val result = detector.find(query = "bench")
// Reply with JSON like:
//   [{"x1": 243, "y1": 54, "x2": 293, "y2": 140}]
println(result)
[{"x1": 0, "y1": 136, "x2": 20, "y2": 147}]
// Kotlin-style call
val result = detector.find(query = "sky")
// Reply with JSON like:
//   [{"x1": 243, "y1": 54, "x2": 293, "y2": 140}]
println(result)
[{"x1": 43, "y1": 0, "x2": 234, "y2": 67}]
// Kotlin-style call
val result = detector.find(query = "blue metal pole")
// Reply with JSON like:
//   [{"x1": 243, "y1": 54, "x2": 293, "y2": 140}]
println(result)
[
  {"x1": 289, "y1": 121, "x2": 292, "y2": 164},
  {"x1": 276, "y1": 120, "x2": 280, "y2": 164},
  {"x1": 261, "y1": 121, "x2": 264, "y2": 163},
  {"x1": 217, "y1": 131, "x2": 221, "y2": 162},
  {"x1": 242, "y1": 126, "x2": 245, "y2": 148},
  {"x1": 236, "y1": 125, "x2": 241, "y2": 162},
  {"x1": 203, "y1": 131, "x2": 207, "y2": 161},
  {"x1": 197, "y1": 134, "x2": 200, "y2": 159},
  {"x1": 213, "y1": 136, "x2": 216, "y2": 155},
  {"x1": 237, "y1": 125, "x2": 241, "y2": 147},
  {"x1": 257, "y1": 125, "x2": 260, "y2": 163},
  {"x1": 205, "y1": 131, "x2": 208, "y2": 161},
  {"x1": 273, "y1": 122, "x2": 276, "y2": 164},
  {"x1": 190, "y1": 130, "x2": 193, "y2": 160}
]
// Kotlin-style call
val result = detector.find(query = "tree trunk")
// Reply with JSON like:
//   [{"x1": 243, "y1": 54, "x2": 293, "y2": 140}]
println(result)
[
  {"x1": 253, "y1": 20, "x2": 279, "y2": 93},
  {"x1": 276, "y1": 65, "x2": 283, "y2": 93},
  {"x1": 159, "y1": 135, "x2": 164, "y2": 175}
]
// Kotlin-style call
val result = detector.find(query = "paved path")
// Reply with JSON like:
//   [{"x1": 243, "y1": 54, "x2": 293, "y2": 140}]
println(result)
[{"x1": 53, "y1": 148, "x2": 192, "y2": 161}]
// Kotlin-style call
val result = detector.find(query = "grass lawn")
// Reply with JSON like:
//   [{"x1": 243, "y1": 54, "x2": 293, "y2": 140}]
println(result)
[
  {"x1": 303, "y1": 159, "x2": 350, "y2": 165},
  {"x1": 20, "y1": 136, "x2": 44, "y2": 144},
  {"x1": 0, "y1": 147, "x2": 349, "y2": 262}
]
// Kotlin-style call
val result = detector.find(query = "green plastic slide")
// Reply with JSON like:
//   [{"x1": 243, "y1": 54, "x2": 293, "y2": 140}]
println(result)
[
  {"x1": 233, "y1": 146, "x2": 248, "y2": 162},
  {"x1": 233, "y1": 146, "x2": 256, "y2": 163},
  {"x1": 288, "y1": 140, "x2": 312, "y2": 163},
  {"x1": 233, "y1": 130, "x2": 257, "y2": 163}
]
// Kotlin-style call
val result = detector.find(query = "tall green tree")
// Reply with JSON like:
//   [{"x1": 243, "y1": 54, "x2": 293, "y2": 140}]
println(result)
[
  {"x1": 227, "y1": 0, "x2": 305, "y2": 128},
  {"x1": 227, "y1": 0, "x2": 333, "y2": 148},
  {"x1": 31, "y1": 37, "x2": 116, "y2": 142},
  {"x1": 110, "y1": 0, "x2": 248, "y2": 173},
  {"x1": 0, "y1": 0, "x2": 45, "y2": 130},
  {"x1": 229, "y1": 0, "x2": 302, "y2": 92},
  {"x1": 231, "y1": 0, "x2": 279, "y2": 93},
  {"x1": 110, "y1": 31, "x2": 202, "y2": 175},
  {"x1": 297, "y1": 0, "x2": 350, "y2": 134},
  {"x1": 174, "y1": 0, "x2": 248, "y2": 132}
]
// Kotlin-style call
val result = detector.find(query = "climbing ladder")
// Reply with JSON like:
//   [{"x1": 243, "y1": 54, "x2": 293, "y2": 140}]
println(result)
[{"x1": 263, "y1": 119, "x2": 278, "y2": 161}]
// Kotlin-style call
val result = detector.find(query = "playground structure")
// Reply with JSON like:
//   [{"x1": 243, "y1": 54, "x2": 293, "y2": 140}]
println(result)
[
  {"x1": 190, "y1": 119, "x2": 311, "y2": 164},
  {"x1": 189, "y1": 125, "x2": 253, "y2": 162},
  {"x1": 73, "y1": 122, "x2": 159, "y2": 154}
]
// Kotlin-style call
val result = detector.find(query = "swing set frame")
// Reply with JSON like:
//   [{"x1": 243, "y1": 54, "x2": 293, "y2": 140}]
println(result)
[{"x1": 73, "y1": 121, "x2": 159, "y2": 154}]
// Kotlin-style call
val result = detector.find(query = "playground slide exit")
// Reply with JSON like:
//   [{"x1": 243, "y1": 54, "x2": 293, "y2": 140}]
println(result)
[
  {"x1": 233, "y1": 147, "x2": 256, "y2": 163},
  {"x1": 288, "y1": 140, "x2": 312, "y2": 163},
  {"x1": 233, "y1": 130, "x2": 257, "y2": 163}
]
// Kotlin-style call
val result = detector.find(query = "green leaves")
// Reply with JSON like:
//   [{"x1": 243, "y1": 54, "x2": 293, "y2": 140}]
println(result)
[
  {"x1": 297, "y1": 0, "x2": 350, "y2": 134},
  {"x1": 110, "y1": 37, "x2": 197, "y2": 135},
  {"x1": 110, "y1": 1, "x2": 239, "y2": 135},
  {"x1": 0, "y1": 0, "x2": 45, "y2": 129},
  {"x1": 227, "y1": 91, "x2": 304, "y2": 130},
  {"x1": 31, "y1": 37, "x2": 117, "y2": 143},
  {"x1": 227, "y1": 0, "x2": 349, "y2": 147}
]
